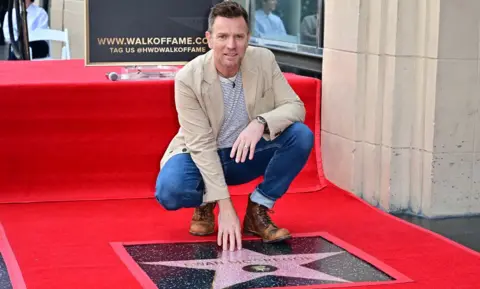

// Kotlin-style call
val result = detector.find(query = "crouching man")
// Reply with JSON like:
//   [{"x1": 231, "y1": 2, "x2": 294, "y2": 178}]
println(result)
[{"x1": 155, "y1": 1, "x2": 313, "y2": 251}]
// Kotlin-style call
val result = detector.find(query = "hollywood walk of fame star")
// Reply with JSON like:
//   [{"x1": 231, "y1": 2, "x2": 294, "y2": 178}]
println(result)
[{"x1": 141, "y1": 249, "x2": 351, "y2": 289}]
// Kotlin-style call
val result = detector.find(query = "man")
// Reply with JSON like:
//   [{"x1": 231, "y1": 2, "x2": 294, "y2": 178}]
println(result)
[
  {"x1": 155, "y1": 1, "x2": 313, "y2": 252},
  {"x1": 300, "y1": 13, "x2": 319, "y2": 46},
  {"x1": 254, "y1": 0, "x2": 286, "y2": 37},
  {"x1": 2, "y1": 0, "x2": 49, "y2": 60}
]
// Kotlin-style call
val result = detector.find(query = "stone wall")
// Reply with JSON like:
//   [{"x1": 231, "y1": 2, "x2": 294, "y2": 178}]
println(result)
[
  {"x1": 48, "y1": 0, "x2": 84, "y2": 59},
  {"x1": 321, "y1": 0, "x2": 480, "y2": 217}
]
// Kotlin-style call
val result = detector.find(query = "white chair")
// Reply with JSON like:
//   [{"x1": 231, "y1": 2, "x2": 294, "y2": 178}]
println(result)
[{"x1": 28, "y1": 28, "x2": 71, "y2": 60}]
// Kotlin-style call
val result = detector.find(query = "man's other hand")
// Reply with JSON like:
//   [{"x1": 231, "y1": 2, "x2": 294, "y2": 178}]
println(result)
[
  {"x1": 217, "y1": 198, "x2": 242, "y2": 251},
  {"x1": 230, "y1": 120, "x2": 264, "y2": 162}
]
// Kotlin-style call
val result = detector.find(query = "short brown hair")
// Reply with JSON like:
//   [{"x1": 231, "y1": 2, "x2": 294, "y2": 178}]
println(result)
[{"x1": 208, "y1": 1, "x2": 249, "y2": 32}]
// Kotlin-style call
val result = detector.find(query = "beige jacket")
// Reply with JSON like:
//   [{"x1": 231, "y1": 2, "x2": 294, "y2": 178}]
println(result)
[{"x1": 160, "y1": 46, "x2": 306, "y2": 203}]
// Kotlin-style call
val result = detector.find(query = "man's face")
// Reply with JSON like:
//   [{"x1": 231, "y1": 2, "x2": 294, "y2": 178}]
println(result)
[
  {"x1": 265, "y1": 0, "x2": 278, "y2": 11},
  {"x1": 206, "y1": 16, "x2": 250, "y2": 72}
]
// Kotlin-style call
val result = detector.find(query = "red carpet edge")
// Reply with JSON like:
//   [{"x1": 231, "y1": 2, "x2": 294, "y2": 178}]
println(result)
[{"x1": 0, "y1": 223, "x2": 27, "y2": 289}]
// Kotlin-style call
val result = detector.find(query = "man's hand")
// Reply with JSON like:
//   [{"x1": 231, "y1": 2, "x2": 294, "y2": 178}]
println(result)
[
  {"x1": 230, "y1": 119, "x2": 265, "y2": 163},
  {"x1": 217, "y1": 198, "x2": 242, "y2": 251}
]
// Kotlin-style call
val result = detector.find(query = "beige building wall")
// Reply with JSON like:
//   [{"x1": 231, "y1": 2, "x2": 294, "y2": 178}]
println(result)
[
  {"x1": 49, "y1": 0, "x2": 85, "y2": 59},
  {"x1": 322, "y1": 0, "x2": 480, "y2": 217}
]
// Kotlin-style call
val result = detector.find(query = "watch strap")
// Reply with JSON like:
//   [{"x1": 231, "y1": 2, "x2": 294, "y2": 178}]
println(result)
[{"x1": 255, "y1": 116, "x2": 269, "y2": 133}]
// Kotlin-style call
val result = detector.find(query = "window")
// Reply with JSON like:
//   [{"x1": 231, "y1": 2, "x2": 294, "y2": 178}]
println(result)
[{"x1": 235, "y1": 0, "x2": 323, "y2": 57}]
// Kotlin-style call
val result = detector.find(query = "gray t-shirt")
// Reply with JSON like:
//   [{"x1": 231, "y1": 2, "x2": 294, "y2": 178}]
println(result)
[{"x1": 216, "y1": 72, "x2": 250, "y2": 149}]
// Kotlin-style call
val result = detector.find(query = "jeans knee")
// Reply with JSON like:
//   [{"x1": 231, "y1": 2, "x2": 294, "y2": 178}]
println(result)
[
  {"x1": 155, "y1": 183, "x2": 182, "y2": 211},
  {"x1": 290, "y1": 122, "x2": 314, "y2": 153},
  {"x1": 155, "y1": 175, "x2": 204, "y2": 210}
]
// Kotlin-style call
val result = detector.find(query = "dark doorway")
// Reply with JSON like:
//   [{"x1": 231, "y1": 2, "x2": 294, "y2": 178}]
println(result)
[{"x1": 0, "y1": 0, "x2": 8, "y2": 45}]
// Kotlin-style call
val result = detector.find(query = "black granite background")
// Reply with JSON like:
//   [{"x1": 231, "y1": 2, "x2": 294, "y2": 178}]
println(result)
[
  {"x1": 124, "y1": 236, "x2": 393, "y2": 289},
  {"x1": 0, "y1": 254, "x2": 13, "y2": 289}
]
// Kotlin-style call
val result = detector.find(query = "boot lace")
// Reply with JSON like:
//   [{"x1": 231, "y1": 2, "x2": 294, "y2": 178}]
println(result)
[
  {"x1": 198, "y1": 206, "x2": 209, "y2": 218},
  {"x1": 196, "y1": 203, "x2": 214, "y2": 220},
  {"x1": 258, "y1": 207, "x2": 277, "y2": 229}
]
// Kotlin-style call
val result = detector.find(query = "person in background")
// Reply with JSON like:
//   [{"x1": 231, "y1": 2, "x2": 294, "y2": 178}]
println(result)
[
  {"x1": 254, "y1": 0, "x2": 286, "y2": 37},
  {"x1": 300, "y1": 13, "x2": 319, "y2": 46},
  {"x1": 155, "y1": 1, "x2": 313, "y2": 251},
  {"x1": 2, "y1": 0, "x2": 49, "y2": 60}
]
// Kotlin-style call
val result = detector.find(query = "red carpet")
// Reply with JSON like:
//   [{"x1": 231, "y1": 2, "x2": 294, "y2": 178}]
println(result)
[
  {"x1": 1, "y1": 191, "x2": 479, "y2": 288},
  {"x1": 0, "y1": 60, "x2": 324, "y2": 203},
  {"x1": 0, "y1": 60, "x2": 479, "y2": 288}
]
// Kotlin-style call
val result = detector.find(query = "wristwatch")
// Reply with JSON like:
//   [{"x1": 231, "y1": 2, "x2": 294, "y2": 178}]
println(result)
[{"x1": 255, "y1": 116, "x2": 269, "y2": 133}]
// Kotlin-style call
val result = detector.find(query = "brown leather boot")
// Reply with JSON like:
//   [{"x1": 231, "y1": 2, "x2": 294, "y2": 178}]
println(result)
[
  {"x1": 189, "y1": 203, "x2": 216, "y2": 236},
  {"x1": 243, "y1": 197, "x2": 291, "y2": 243}
]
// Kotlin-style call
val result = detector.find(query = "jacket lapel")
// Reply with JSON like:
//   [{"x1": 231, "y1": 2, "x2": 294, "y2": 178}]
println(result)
[
  {"x1": 240, "y1": 57, "x2": 258, "y2": 120},
  {"x1": 202, "y1": 51, "x2": 224, "y2": 135}
]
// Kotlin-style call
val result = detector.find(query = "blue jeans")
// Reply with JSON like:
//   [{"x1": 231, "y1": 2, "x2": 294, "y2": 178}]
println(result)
[{"x1": 155, "y1": 122, "x2": 314, "y2": 210}]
